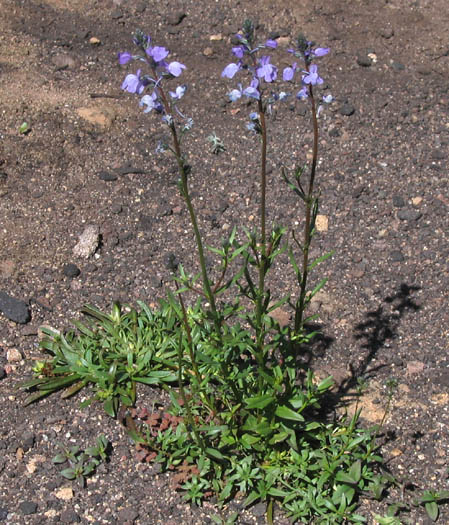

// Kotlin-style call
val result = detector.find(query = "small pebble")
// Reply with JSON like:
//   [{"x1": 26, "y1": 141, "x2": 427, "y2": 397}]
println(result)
[
  {"x1": 63, "y1": 263, "x2": 81, "y2": 278},
  {"x1": 340, "y1": 102, "x2": 355, "y2": 116}
]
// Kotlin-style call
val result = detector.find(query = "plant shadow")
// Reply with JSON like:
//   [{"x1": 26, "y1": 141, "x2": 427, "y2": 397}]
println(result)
[{"x1": 316, "y1": 282, "x2": 421, "y2": 410}]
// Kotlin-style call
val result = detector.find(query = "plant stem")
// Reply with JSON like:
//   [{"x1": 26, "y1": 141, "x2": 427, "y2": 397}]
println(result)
[
  {"x1": 176, "y1": 331, "x2": 206, "y2": 453},
  {"x1": 158, "y1": 88, "x2": 221, "y2": 331},
  {"x1": 295, "y1": 80, "x2": 319, "y2": 334},
  {"x1": 157, "y1": 86, "x2": 241, "y2": 403},
  {"x1": 175, "y1": 282, "x2": 217, "y2": 416},
  {"x1": 253, "y1": 97, "x2": 269, "y2": 359}
]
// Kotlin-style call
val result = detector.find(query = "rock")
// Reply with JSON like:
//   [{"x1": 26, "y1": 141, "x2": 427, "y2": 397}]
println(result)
[
  {"x1": 397, "y1": 209, "x2": 422, "y2": 221},
  {"x1": 391, "y1": 61, "x2": 405, "y2": 71},
  {"x1": 203, "y1": 47, "x2": 214, "y2": 57},
  {"x1": 51, "y1": 53, "x2": 78, "y2": 70},
  {"x1": 340, "y1": 102, "x2": 355, "y2": 116},
  {"x1": 63, "y1": 263, "x2": 81, "y2": 278},
  {"x1": 98, "y1": 171, "x2": 118, "y2": 181},
  {"x1": 20, "y1": 432, "x2": 35, "y2": 452},
  {"x1": 392, "y1": 195, "x2": 405, "y2": 208},
  {"x1": 251, "y1": 502, "x2": 266, "y2": 517},
  {"x1": 315, "y1": 215, "x2": 328, "y2": 231},
  {"x1": 0, "y1": 260, "x2": 16, "y2": 278},
  {"x1": 55, "y1": 487, "x2": 74, "y2": 501},
  {"x1": 20, "y1": 324, "x2": 39, "y2": 336},
  {"x1": 60, "y1": 509, "x2": 81, "y2": 523},
  {"x1": 19, "y1": 501, "x2": 38, "y2": 515},
  {"x1": 73, "y1": 225, "x2": 100, "y2": 258},
  {"x1": 209, "y1": 34, "x2": 222, "y2": 41},
  {"x1": 117, "y1": 507, "x2": 139, "y2": 522},
  {"x1": 380, "y1": 26, "x2": 394, "y2": 39},
  {"x1": 269, "y1": 306, "x2": 291, "y2": 327},
  {"x1": 76, "y1": 106, "x2": 116, "y2": 129},
  {"x1": 412, "y1": 196, "x2": 423, "y2": 206},
  {"x1": 0, "y1": 507, "x2": 7, "y2": 520},
  {"x1": 89, "y1": 37, "x2": 101, "y2": 45},
  {"x1": 390, "y1": 250, "x2": 404, "y2": 262},
  {"x1": 7, "y1": 348, "x2": 22, "y2": 362},
  {"x1": 0, "y1": 367, "x2": 6, "y2": 380},
  {"x1": 406, "y1": 360, "x2": 425, "y2": 376},
  {"x1": 0, "y1": 292, "x2": 31, "y2": 324},
  {"x1": 111, "y1": 9, "x2": 123, "y2": 19},
  {"x1": 432, "y1": 150, "x2": 446, "y2": 160},
  {"x1": 166, "y1": 11, "x2": 186, "y2": 25},
  {"x1": 357, "y1": 55, "x2": 372, "y2": 67}
]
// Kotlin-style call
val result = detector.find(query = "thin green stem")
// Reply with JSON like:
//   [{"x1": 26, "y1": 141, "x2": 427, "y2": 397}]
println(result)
[
  {"x1": 176, "y1": 331, "x2": 206, "y2": 453},
  {"x1": 254, "y1": 96, "x2": 269, "y2": 389},
  {"x1": 175, "y1": 282, "x2": 217, "y2": 417},
  {"x1": 295, "y1": 79, "x2": 319, "y2": 334},
  {"x1": 157, "y1": 86, "x2": 241, "y2": 403}
]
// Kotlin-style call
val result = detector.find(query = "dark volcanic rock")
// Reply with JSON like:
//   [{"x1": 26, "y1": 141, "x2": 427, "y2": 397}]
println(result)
[
  {"x1": 0, "y1": 291, "x2": 31, "y2": 324},
  {"x1": 19, "y1": 501, "x2": 38, "y2": 515},
  {"x1": 63, "y1": 263, "x2": 81, "y2": 278}
]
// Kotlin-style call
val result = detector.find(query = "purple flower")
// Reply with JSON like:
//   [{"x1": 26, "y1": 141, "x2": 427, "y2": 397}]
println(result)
[
  {"x1": 169, "y1": 85, "x2": 186, "y2": 100},
  {"x1": 302, "y1": 64, "x2": 323, "y2": 85},
  {"x1": 264, "y1": 39, "x2": 278, "y2": 48},
  {"x1": 118, "y1": 52, "x2": 133, "y2": 65},
  {"x1": 139, "y1": 92, "x2": 162, "y2": 113},
  {"x1": 296, "y1": 87, "x2": 308, "y2": 100},
  {"x1": 283, "y1": 62, "x2": 297, "y2": 81},
  {"x1": 146, "y1": 45, "x2": 169, "y2": 63},
  {"x1": 166, "y1": 61, "x2": 186, "y2": 77},
  {"x1": 323, "y1": 94, "x2": 333, "y2": 103},
  {"x1": 222, "y1": 62, "x2": 241, "y2": 79},
  {"x1": 232, "y1": 46, "x2": 245, "y2": 59},
  {"x1": 313, "y1": 47, "x2": 330, "y2": 57},
  {"x1": 256, "y1": 56, "x2": 278, "y2": 83},
  {"x1": 228, "y1": 86, "x2": 243, "y2": 102},
  {"x1": 228, "y1": 80, "x2": 260, "y2": 102},
  {"x1": 121, "y1": 69, "x2": 148, "y2": 94}
]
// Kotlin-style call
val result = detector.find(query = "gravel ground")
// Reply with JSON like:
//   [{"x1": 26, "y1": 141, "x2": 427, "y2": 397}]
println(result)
[{"x1": 0, "y1": 0, "x2": 448, "y2": 523}]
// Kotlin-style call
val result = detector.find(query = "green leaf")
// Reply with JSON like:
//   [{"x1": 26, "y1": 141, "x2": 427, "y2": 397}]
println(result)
[
  {"x1": 205, "y1": 448, "x2": 225, "y2": 461},
  {"x1": 307, "y1": 250, "x2": 334, "y2": 271},
  {"x1": 52, "y1": 454, "x2": 67, "y2": 464},
  {"x1": 275, "y1": 405, "x2": 305, "y2": 422},
  {"x1": 103, "y1": 397, "x2": 117, "y2": 417},
  {"x1": 241, "y1": 433, "x2": 261, "y2": 447},
  {"x1": 244, "y1": 395, "x2": 275, "y2": 410},
  {"x1": 317, "y1": 376, "x2": 334, "y2": 392},
  {"x1": 19, "y1": 122, "x2": 30, "y2": 134},
  {"x1": 60, "y1": 380, "x2": 86, "y2": 399},
  {"x1": 425, "y1": 501, "x2": 439, "y2": 522},
  {"x1": 60, "y1": 468, "x2": 76, "y2": 480},
  {"x1": 268, "y1": 487, "x2": 289, "y2": 498},
  {"x1": 348, "y1": 460, "x2": 362, "y2": 483},
  {"x1": 23, "y1": 389, "x2": 54, "y2": 405}
]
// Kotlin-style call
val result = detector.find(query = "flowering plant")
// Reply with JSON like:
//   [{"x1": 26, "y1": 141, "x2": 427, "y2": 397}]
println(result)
[
  {"x1": 112, "y1": 21, "x2": 386, "y2": 524},
  {"x1": 21, "y1": 21, "x2": 390, "y2": 525}
]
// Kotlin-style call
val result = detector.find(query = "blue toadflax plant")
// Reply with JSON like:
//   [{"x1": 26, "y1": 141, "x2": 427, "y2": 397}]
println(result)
[{"x1": 21, "y1": 21, "x2": 392, "y2": 525}]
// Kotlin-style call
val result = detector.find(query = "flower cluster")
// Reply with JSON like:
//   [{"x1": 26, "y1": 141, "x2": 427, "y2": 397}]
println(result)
[
  {"x1": 222, "y1": 24, "x2": 331, "y2": 127},
  {"x1": 118, "y1": 30, "x2": 187, "y2": 121}
]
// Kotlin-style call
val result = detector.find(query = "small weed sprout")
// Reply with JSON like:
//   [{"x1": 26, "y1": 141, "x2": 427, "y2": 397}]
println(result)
[
  {"x1": 207, "y1": 133, "x2": 226, "y2": 154},
  {"x1": 52, "y1": 435, "x2": 110, "y2": 488}
]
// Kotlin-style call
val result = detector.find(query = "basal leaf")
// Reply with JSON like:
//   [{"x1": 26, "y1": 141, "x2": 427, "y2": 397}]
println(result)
[{"x1": 275, "y1": 405, "x2": 305, "y2": 422}]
